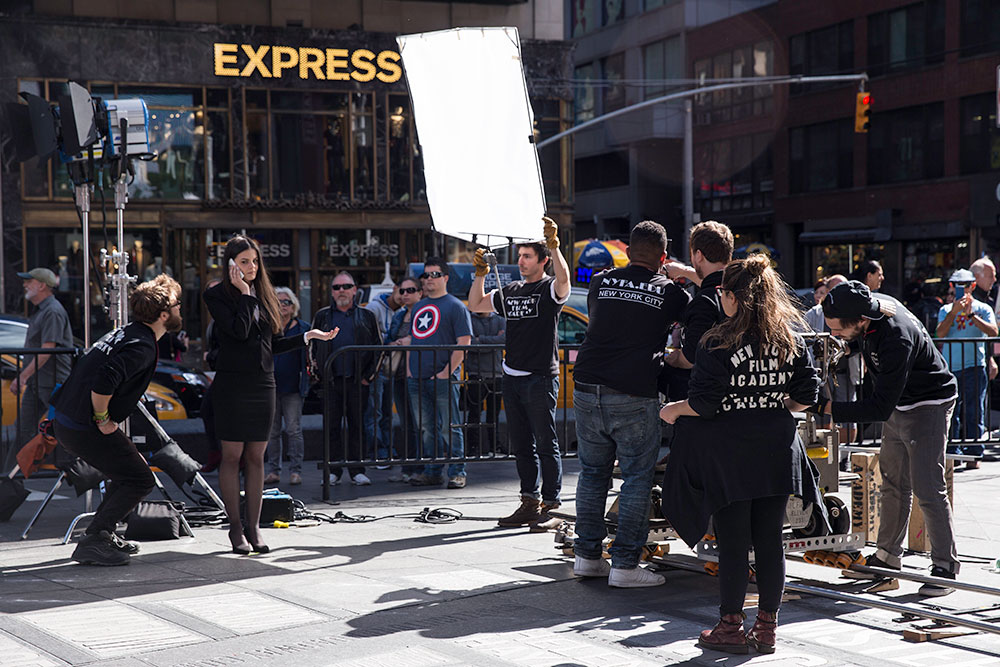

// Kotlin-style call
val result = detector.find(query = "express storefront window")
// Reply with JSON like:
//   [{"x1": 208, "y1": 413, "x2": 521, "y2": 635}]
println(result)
[{"x1": 24, "y1": 227, "x2": 164, "y2": 340}]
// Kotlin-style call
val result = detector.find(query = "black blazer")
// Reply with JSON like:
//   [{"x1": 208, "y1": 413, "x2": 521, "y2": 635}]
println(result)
[{"x1": 203, "y1": 283, "x2": 306, "y2": 374}]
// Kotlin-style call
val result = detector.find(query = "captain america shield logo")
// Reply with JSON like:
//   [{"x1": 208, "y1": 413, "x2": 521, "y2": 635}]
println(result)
[{"x1": 411, "y1": 304, "x2": 441, "y2": 339}]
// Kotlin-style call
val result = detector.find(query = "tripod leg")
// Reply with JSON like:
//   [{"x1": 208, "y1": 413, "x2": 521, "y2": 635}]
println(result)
[{"x1": 21, "y1": 472, "x2": 65, "y2": 540}]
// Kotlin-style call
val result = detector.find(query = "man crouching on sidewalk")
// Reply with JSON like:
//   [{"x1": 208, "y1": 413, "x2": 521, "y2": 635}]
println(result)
[{"x1": 51, "y1": 275, "x2": 183, "y2": 566}]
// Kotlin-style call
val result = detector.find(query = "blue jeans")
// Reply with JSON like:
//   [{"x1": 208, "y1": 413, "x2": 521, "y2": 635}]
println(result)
[
  {"x1": 948, "y1": 365, "x2": 986, "y2": 455},
  {"x1": 364, "y1": 374, "x2": 396, "y2": 460},
  {"x1": 266, "y1": 392, "x2": 304, "y2": 474},
  {"x1": 407, "y1": 376, "x2": 465, "y2": 479},
  {"x1": 504, "y1": 373, "x2": 561, "y2": 503},
  {"x1": 392, "y1": 375, "x2": 422, "y2": 475},
  {"x1": 573, "y1": 389, "x2": 661, "y2": 569}
]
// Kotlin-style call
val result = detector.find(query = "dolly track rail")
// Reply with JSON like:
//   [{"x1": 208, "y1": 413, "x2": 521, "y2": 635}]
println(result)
[
  {"x1": 654, "y1": 554, "x2": 1000, "y2": 638},
  {"x1": 788, "y1": 554, "x2": 1000, "y2": 598}
]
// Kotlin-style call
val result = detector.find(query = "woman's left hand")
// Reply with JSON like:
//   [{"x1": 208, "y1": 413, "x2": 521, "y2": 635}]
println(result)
[{"x1": 305, "y1": 327, "x2": 339, "y2": 342}]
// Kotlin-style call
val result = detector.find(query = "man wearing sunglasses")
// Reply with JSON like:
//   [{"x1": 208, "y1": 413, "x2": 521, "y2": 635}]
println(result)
[
  {"x1": 407, "y1": 258, "x2": 472, "y2": 488},
  {"x1": 311, "y1": 272, "x2": 383, "y2": 486},
  {"x1": 468, "y1": 217, "x2": 571, "y2": 529}
]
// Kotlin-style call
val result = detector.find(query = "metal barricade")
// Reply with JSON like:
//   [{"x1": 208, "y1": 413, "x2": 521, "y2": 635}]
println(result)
[
  {"x1": 840, "y1": 335, "x2": 1000, "y2": 452},
  {"x1": 317, "y1": 343, "x2": 580, "y2": 499}
]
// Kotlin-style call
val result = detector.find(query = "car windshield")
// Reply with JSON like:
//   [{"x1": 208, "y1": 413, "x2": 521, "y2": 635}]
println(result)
[{"x1": 0, "y1": 323, "x2": 27, "y2": 350}]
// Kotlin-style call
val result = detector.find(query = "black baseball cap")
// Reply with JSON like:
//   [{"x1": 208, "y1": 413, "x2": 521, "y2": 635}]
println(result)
[{"x1": 821, "y1": 280, "x2": 887, "y2": 321}]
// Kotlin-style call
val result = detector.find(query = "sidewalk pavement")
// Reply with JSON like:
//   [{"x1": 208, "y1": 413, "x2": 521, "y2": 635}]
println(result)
[{"x1": 3, "y1": 457, "x2": 1000, "y2": 666}]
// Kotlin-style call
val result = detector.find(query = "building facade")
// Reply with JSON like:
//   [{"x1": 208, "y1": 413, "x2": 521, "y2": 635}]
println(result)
[
  {"x1": 570, "y1": 0, "x2": 1000, "y2": 300},
  {"x1": 689, "y1": 0, "x2": 1000, "y2": 298},
  {"x1": 0, "y1": 0, "x2": 573, "y2": 341},
  {"x1": 567, "y1": 0, "x2": 776, "y2": 252}
]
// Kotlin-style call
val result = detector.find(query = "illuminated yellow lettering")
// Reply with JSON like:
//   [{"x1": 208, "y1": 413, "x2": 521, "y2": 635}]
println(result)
[
  {"x1": 350, "y1": 49, "x2": 377, "y2": 82},
  {"x1": 271, "y1": 45, "x2": 298, "y2": 78},
  {"x1": 376, "y1": 50, "x2": 402, "y2": 83},
  {"x1": 325, "y1": 48, "x2": 350, "y2": 80},
  {"x1": 214, "y1": 43, "x2": 239, "y2": 77},
  {"x1": 241, "y1": 44, "x2": 272, "y2": 78},
  {"x1": 299, "y1": 47, "x2": 325, "y2": 80}
]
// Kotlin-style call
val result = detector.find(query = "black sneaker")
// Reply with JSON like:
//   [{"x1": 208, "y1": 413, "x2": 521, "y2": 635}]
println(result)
[
  {"x1": 918, "y1": 566, "x2": 956, "y2": 597},
  {"x1": 109, "y1": 532, "x2": 140, "y2": 555},
  {"x1": 72, "y1": 531, "x2": 131, "y2": 566},
  {"x1": 841, "y1": 554, "x2": 899, "y2": 580}
]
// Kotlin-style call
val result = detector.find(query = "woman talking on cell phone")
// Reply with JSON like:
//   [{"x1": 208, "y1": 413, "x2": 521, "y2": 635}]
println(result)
[{"x1": 203, "y1": 236, "x2": 338, "y2": 555}]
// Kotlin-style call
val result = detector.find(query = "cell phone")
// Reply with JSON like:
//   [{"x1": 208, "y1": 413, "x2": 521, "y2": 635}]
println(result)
[
  {"x1": 955, "y1": 284, "x2": 965, "y2": 300},
  {"x1": 228, "y1": 258, "x2": 244, "y2": 280}
]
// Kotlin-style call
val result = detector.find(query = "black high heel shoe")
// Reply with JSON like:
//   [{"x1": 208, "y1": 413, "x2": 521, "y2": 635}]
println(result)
[
  {"x1": 229, "y1": 528, "x2": 251, "y2": 555},
  {"x1": 244, "y1": 526, "x2": 270, "y2": 554}
]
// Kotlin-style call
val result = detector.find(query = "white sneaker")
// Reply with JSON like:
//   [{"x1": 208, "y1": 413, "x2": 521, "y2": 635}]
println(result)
[
  {"x1": 608, "y1": 565, "x2": 665, "y2": 588},
  {"x1": 331, "y1": 473, "x2": 341, "y2": 485},
  {"x1": 574, "y1": 555, "x2": 611, "y2": 578},
  {"x1": 352, "y1": 473, "x2": 372, "y2": 486}
]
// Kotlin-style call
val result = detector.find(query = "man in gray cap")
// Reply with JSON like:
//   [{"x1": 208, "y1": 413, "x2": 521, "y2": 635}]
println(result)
[
  {"x1": 9, "y1": 268, "x2": 73, "y2": 464},
  {"x1": 823, "y1": 281, "x2": 960, "y2": 596},
  {"x1": 936, "y1": 268, "x2": 996, "y2": 466}
]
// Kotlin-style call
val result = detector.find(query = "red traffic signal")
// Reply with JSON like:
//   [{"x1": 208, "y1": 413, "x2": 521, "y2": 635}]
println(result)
[{"x1": 855, "y1": 92, "x2": 872, "y2": 133}]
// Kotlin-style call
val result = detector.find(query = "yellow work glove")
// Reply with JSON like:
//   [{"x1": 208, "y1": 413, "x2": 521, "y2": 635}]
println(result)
[
  {"x1": 542, "y1": 216, "x2": 559, "y2": 249},
  {"x1": 473, "y1": 248, "x2": 490, "y2": 277}
]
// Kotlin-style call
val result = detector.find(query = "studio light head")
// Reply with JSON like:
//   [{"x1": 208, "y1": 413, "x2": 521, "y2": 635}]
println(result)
[{"x1": 2, "y1": 81, "x2": 150, "y2": 169}]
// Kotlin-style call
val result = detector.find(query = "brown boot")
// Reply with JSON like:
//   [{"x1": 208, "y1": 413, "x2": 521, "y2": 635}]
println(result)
[
  {"x1": 498, "y1": 497, "x2": 541, "y2": 527},
  {"x1": 698, "y1": 612, "x2": 748, "y2": 654},
  {"x1": 529, "y1": 501, "x2": 561, "y2": 533},
  {"x1": 746, "y1": 610, "x2": 777, "y2": 654}
]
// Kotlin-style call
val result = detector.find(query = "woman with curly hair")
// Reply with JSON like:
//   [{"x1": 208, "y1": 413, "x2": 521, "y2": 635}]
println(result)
[{"x1": 660, "y1": 254, "x2": 823, "y2": 655}]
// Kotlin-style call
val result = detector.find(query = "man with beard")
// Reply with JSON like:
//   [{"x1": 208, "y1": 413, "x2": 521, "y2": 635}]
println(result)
[
  {"x1": 823, "y1": 281, "x2": 960, "y2": 596},
  {"x1": 663, "y1": 221, "x2": 734, "y2": 394},
  {"x1": 8, "y1": 268, "x2": 73, "y2": 469},
  {"x1": 50, "y1": 275, "x2": 184, "y2": 566}
]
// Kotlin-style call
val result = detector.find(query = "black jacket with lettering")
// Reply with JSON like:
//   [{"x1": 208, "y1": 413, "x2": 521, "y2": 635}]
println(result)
[
  {"x1": 51, "y1": 322, "x2": 159, "y2": 425},
  {"x1": 662, "y1": 334, "x2": 826, "y2": 547},
  {"x1": 831, "y1": 295, "x2": 957, "y2": 424},
  {"x1": 574, "y1": 265, "x2": 690, "y2": 398}
]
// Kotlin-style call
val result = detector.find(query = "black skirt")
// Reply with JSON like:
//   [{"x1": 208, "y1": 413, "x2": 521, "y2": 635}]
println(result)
[
  {"x1": 661, "y1": 408, "x2": 828, "y2": 547},
  {"x1": 211, "y1": 370, "x2": 276, "y2": 442}
]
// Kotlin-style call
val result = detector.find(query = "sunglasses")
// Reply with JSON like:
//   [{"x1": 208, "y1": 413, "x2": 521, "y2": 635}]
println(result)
[
  {"x1": 279, "y1": 299, "x2": 293, "y2": 306},
  {"x1": 420, "y1": 271, "x2": 445, "y2": 280},
  {"x1": 331, "y1": 284, "x2": 356, "y2": 291},
  {"x1": 399, "y1": 286, "x2": 420, "y2": 294}
]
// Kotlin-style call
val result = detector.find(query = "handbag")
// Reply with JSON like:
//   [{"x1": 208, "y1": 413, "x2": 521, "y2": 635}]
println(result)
[{"x1": 124, "y1": 500, "x2": 184, "y2": 541}]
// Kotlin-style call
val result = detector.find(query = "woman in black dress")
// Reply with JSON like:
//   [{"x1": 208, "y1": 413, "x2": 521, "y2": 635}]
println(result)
[
  {"x1": 660, "y1": 255, "x2": 822, "y2": 655},
  {"x1": 204, "y1": 236, "x2": 337, "y2": 554}
]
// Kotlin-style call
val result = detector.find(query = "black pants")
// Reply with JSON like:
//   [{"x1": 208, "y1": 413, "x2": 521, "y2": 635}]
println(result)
[
  {"x1": 464, "y1": 376, "x2": 502, "y2": 455},
  {"x1": 713, "y1": 494, "x2": 787, "y2": 616},
  {"x1": 53, "y1": 421, "x2": 155, "y2": 536},
  {"x1": 328, "y1": 377, "x2": 368, "y2": 477}
]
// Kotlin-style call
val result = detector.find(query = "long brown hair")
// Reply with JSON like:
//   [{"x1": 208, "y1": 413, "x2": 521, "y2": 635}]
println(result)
[
  {"x1": 221, "y1": 235, "x2": 282, "y2": 334},
  {"x1": 702, "y1": 254, "x2": 806, "y2": 364}
]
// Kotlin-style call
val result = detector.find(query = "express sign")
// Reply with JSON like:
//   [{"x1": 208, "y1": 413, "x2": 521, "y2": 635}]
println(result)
[{"x1": 213, "y1": 43, "x2": 402, "y2": 83}]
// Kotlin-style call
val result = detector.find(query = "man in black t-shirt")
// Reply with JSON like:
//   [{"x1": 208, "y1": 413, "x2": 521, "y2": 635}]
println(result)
[
  {"x1": 663, "y1": 221, "x2": 734, "y2": 396},
  {"x1": 571, "y1": 221, "x2": 689, "y2": 588},
  {"x1": 51, "y1": 275, "x2": 184, "y2": 566},
  {"x1": 468, "y1": 217, "x2": 570, "y2": 528}
]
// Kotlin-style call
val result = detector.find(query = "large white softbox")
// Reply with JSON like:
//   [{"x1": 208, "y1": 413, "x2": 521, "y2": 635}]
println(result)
[{"x1": 397, "y1": 27, "x2": 546, "y2": 243}]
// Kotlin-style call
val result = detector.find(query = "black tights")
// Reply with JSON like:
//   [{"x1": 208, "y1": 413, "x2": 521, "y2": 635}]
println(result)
[{"x1": 713, "y1": 495, "x2": 787, "y2": 616}]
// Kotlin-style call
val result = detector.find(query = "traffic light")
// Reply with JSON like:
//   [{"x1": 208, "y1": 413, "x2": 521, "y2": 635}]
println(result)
[{"x1": 855, "y1": 92, "x2": 871, "y2": 133}]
